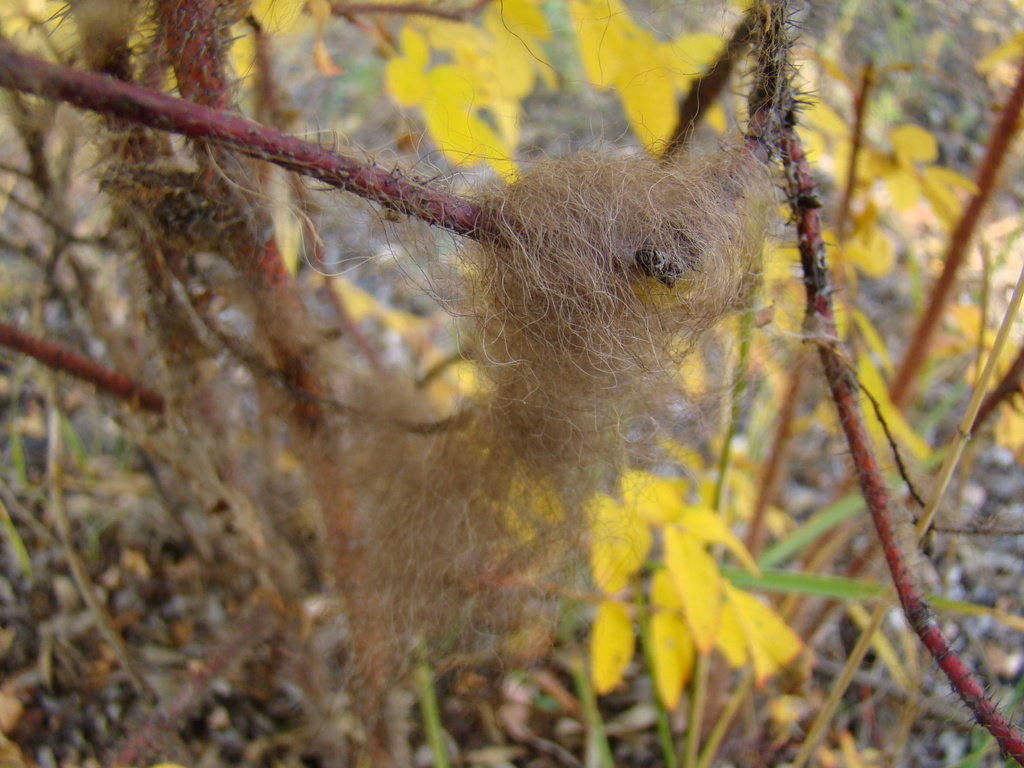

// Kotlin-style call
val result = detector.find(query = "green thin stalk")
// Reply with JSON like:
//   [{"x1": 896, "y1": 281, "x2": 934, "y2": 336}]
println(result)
[
  {"x1": 635, "y1": 588, "x2": 679, "y2": 768},
  {"x1": 682, "y1": 653, "x2": 711, "y2": 768},
  {"x1": 697, "y1": 668, "x2": 753, "y2": 768},
  {"x1": 916, "y1": 236, "x2": 1024, "y2": 536},
  {"x1": 570, "y1": 652, "x2": 615, "y2": 768},
  {"x1": 712, "y1": 309, "x2": 755, "y2": 513},
  {"x1": 415, "y1": 651, "x2": 451, "y2": 768},
  {"x1": 685, "y1": 309, "x2": 755, "y2": 768}
]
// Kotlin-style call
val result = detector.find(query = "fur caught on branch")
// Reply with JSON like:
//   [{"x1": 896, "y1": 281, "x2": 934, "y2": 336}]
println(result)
[{"x1": 345, "y1": 148, "x2": 774, "y2": 650}]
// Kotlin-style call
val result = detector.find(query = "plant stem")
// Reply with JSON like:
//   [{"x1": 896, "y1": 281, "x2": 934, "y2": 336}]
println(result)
[
  {"x1": 0, "y1": 322, "x2": 165, "y2": 412},
  {"x1": 889, "y1": 54, "x2": 1024, "y2": 408},
  {"x1": 746, "y1": 1, "x2": 1024, "y2": 760},
  {"x1": 571, "y1": 652, "x2": 616, "y2": 768},
  {"x1": 415, "y1": 653, "x2": 451, "y2": 768},
  {"x1": 696, "y1": 668, "x2": 753, "y2": 768},
  {"x1": 636, "y1": 589, "x2": 679, "y2": 768}
]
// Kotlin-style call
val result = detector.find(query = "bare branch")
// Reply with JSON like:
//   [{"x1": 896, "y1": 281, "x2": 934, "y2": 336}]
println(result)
[
  {"x1": 890, "y1": 56, "x2": 1024, "y2": 407},
  {"x1": 662, "y1": 14, "x2": 755, "y2": 158},
  {"x1": 0, "y1": 321, "x2": 165, "y2": 413}
]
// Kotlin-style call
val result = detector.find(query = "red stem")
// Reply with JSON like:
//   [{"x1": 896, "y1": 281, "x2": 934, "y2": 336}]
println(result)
[
  {"x1": 152, "y1": 0, "x2": 231, "y2": 109},
  {"x1": 0, "y1": 42, "x2": 486, "y2": 238},
  {"x1": 775, "y1": 93, "x2": 1024, "y2": 768},
  {"x1": 662, "y1": 14, "x2": 755, "y2": 158},
  {"x1": 0, "y1": 322, "x2": 165, "y2": 413},
  {"x1": 889, "y1": 55, "x2": 1024, "y2": 408},
  {"x1": 835, "y1": 63, "x2": 874, "y2": 240}
]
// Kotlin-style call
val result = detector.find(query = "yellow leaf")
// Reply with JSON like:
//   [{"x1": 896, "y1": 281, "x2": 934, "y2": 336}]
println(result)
[
  {"x1": 400, "y1": 24, "x2": 430, "y2": 68},
  {"x1": 844, "y1": 219, "x2": 895, "y2": 279},
  {"x1": 650, "y1": 612, "x2": 693, "y2": 708},
  {"x1": 664, "y1": 526, "x2": 721, "y2": 653},
  {"x1": 230, "y1": 28, "x2": 257, "y2": 84},
  {"x1": 268, "y1": 173, "x2": 301, "y2": 276},
  {"x1": 620, "y1": 470, "x2": 687, "y2": 525},
  {"x1": 817, "y1": 55, "x2": 853, "y2": 89},
  {"x1": 978, "y1": 31, "x2": 1024, "y2": 74},
  {"x1": 802, "y1": 99, "x2": 848, "y2": 139},
  {"x1": 706, "y1": 103, "x2": 727, "y2": 134},
  {"x1": 858, "y1": 354, "x2": 930, "y2": 461},
  {"x1": 386, "y1": 56, "x2": 429, "y2": 107},
  {"x1": 651, "y1": 565, "x2": 682, "y2": 609},
  {"x1": 481, "y1": 17, "x2": 537, "y2": 102},
  {"x1": 590, "y1": 600, "x2": 634, "y2": 694},
  {"x1": 614, "y1": 36, "x2": 677, "y2": 150},
  {"x1": 884, "y1": 168, "x2": 920, "y2": 211},
  {"x1": 386, "y1": 27, "x2": 430, "y2": 106},
  {"x1": 890, "y1": 124, "x2": 937, "y2": 164},
  {"x1": 589, "y1": 494, "x2": 651, "y2": 594},
  {"x1": 420, "y1": 17, "x2": 490, "y2": 56},
  {"x1": 650, "y1": 570, "x2": 694, "y2": 708},
  {"x1": 715, "y1": 598, "x2": 748, "y2": 667},
  {"x1": 725, "y1": 583, "x2": 802, "y2": 685},
  {"x1": 569, "y1": 0, "x2": 631, "y2": 89},
  {"x1": 488, "y1": 99, "x2": 522, "y2": 149},
  {"x1": 921, "y1": 165, "x2": 977, "y2": 226},
  {"x1": 678, "y1": 507, "x2": 759, "y2": 575},
  {"x1": 251, "y1": 0, "x2": 306, "y2": 33},
  {"x1": 426, "y1": 64, "x2": 476, "y2": 104},
  {"x1": 851, "y1": 308, "x2": 893, "y2": 376},
  {"x1": 423, "y1": 68, "x2": 516, "y2": 176},
  {"x1": 328, "y1": 277, "x2": 424, "y2": 334},
  {"x1": 948, "y1": 302, "x2": 983, "y2": 343},
  {"x1": 2, "y1": 0, "x2": 72, "y2": 53},
  {"x1": 996, "y1": 407, "x2": 1024, "y2": 457},
  {"x1": 669, "y1": 32, "x2": 724, "y2": 69},
  {"x1": 491, "y1": 0, "x2": 551, "y2": 41}
]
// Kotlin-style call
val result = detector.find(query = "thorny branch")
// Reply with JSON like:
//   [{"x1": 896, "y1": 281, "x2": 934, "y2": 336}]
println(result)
[
  {"x1": 0, "y1": 41, "x2": 487, "y2": 239},
  {"x1": 748, "y1": 1, "x2": 1024, "y2": 761}
]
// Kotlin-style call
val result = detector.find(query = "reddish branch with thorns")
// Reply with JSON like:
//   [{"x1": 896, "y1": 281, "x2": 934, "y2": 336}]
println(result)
[{"x1": 747, "y1": 2, "x2": 1024, "y2": 761}]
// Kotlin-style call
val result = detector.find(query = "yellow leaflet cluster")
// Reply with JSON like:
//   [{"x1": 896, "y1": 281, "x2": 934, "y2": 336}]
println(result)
[
  {"x1": 801, "y1": 95, "x2": 975, "y2": 282},
  {"x1": 588, "y1": 470, "x2": 802, "y2": 708},
  {"x1": 0, "y1": 0, "x2": 77, "y2": 55},
  {"x1": 385, "y1": 0, "x2": 555, "y2": 178},
  {"x1": 569, "y1": 0, "x2": 727, "y2": 150},
  {"x1": 384, "y1": 0, "x2": 732, "y2": 172}
]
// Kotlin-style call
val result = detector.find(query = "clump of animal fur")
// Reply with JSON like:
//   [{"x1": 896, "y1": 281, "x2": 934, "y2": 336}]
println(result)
[{"x1": 347, "y1": 147, "x2": 774, "y2": 654}]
